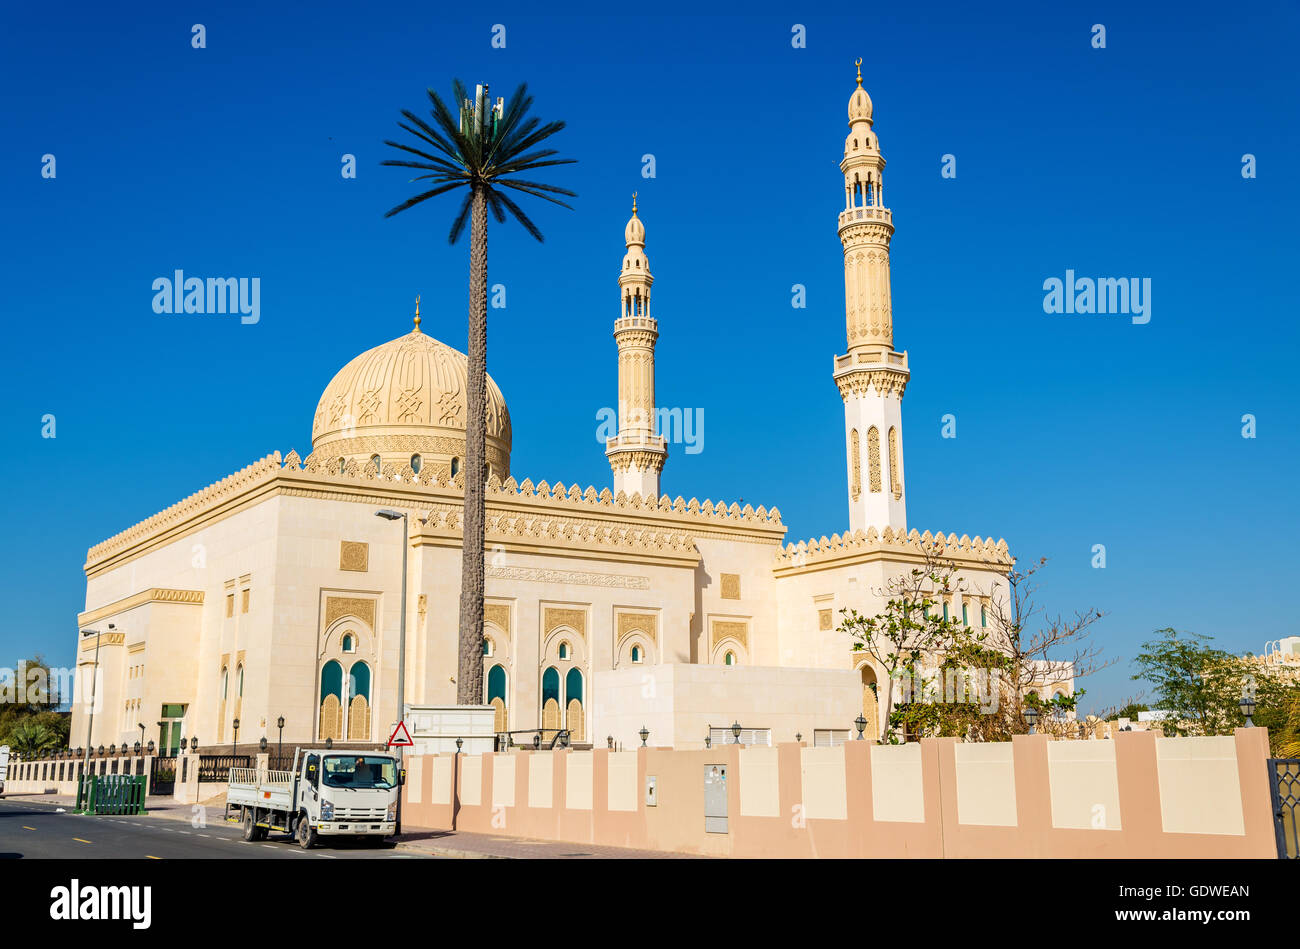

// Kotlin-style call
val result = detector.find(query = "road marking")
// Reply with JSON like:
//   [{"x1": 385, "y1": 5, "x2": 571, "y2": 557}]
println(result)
[{"x1": 73, "y1": 838, "x2": 91, "y2": 844}]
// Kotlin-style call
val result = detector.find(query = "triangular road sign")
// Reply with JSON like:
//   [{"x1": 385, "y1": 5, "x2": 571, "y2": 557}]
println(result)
[{"x1": 387, "y1": 720, "x2": 414, "y2": 748}]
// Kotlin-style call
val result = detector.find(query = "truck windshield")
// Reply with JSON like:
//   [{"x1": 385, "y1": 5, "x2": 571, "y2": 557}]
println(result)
[{"x1": 322, "y1": 755, "x2": 397, "y2": 790}]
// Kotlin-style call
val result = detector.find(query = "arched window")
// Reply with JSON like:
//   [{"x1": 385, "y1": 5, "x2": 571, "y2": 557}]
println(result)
[
  {"x1": 338, "y1": 458, "x2": 347, "y2": 474},
  {"x1": 451, "y1": 457, "x2": 461, "y2": 478},
  {"x1": 724, "y1": 651, "x2": 736, "y2": 666},
  {"x1": 867, "y1": 427, "x2": 882, "y2": 492},
  {"x1": 236, "y1": 664, "x2": 244, "y2": 697},
  {"x1": 888, "y1": 426, "x2": 901, "y2": 499},
  {"x1": 541, "y1": 667, "x2": 561, "y2": 732},
  {"x1": 482, "y1": 636, "x2": 493, "y2": 657},
  {"x1": 980, "y1": 605, "x2": 988, "y2": 627},
  {"x1": 342, "y1": 633, "x2": 356, "y2": 654},
  {"x1": 488, "y1": 665, "x2": 508, "y2": 732},
  {"x1": 565, "y1": 668, "x2": 585, "y2": 742},
  {"x1": 410, "y1": 454, "x2": 422, "y2": 474},
  {"x1": 631, "y1": 645, "x2": 643, "y2": 663},
  {"x1": 370, "y1": 454, "x2": 382, "y2": 473},
  {"x1": 319, "y1": 660, "x2": 343, "y2": 741},
  {"x1": 850, "y1": 429, "x2": 861, "y2": 500},
  {"x1": 220, "y1": 667, "x2": 229, "y2": 700},
  {"x1": 558, "y1": 641, "x2": 570, "y2": 661},
  {"x1": 347, "y1": 661, "x2": 371, "y2": 741}
]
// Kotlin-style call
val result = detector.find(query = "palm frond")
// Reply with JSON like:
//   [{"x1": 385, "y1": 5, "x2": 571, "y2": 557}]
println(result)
[
  {"x1": 447, "y1": 189, "x2": 475, "y2": 244},
  {"x1": 382, "y1": 180, "x2": 467, "y2": 218},
  {"x1": 488, "y1": 184, "x2": 545, "y2": 241}
]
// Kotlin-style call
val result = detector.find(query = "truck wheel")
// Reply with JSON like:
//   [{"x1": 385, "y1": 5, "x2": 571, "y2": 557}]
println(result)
[
  {"x1": 296, "y1": 815, "x2": 317, "y2": 850},
  {"x1": 241, "y1": 808, "x2": 258, "y2": 842}
]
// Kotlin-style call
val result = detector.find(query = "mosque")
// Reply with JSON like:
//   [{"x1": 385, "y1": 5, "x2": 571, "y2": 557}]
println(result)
[{"x1": 70, "y1": 71, "x2": 1059, "y2": 755}]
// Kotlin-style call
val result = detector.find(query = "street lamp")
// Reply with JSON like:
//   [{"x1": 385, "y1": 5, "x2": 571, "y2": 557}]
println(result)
[
  {"x1": 134, "y1": 741, "x2": 141, "y2": 755},
  {"x1": 704, "y1": 733, "x2": 711, "y2": 749},
  {"x1": 533, "y1": 733, "x2": 541, "y2": 750},
  {"x1": 607, "y1": 735, "x2": 613, "y2": 749},
  {"x1": 731, "y1": 721, "x2": 742, "y2": 744},
  {"x1": 277, "y1": 716, "x2": 285, "y2": 765},
  {"x1": 78, "y1": 628, "x2": 103, "y2": 779},
  {"x1": 138, "y1": 723, "x2": 145, "y2": 749},
  {"x1": 376, "y1": 507, "x2": 410, "y2": 838},
  {"x1": 639, "y1": 726, "x2": 649, "y2": 747},
  {"x1": 1023, "y1": 704, "x2": 1039, "y2": 735},
  {"x1": 147, "y1": 740, "x2": 155, "y2": 755},
  {"x1": 1239, "y1": 692, "x2": 1257, "y2": 727},
  {"x1": 259, "y1": 737, "x2": 268, "y2": 752},
  {"x1": 795, "y1": 732, "x2": 802, "y2": 743},
  {"x1": 190, "y1": 736, "x2": 198, "y2": 753},
  {"x1": 455, "y1": 737, "x2": 463, "y2": 753},
  {"x1": 854, "y1": 715, "x2": 867, "y2": 740},
  {"x1": 232, "y1": 718, "x2": 240, "y2": 759}
]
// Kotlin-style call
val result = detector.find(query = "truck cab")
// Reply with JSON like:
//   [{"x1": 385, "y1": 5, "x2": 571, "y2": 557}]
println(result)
[{"x1": 297, "y1": 750, "x2": 400, "y2": 842}]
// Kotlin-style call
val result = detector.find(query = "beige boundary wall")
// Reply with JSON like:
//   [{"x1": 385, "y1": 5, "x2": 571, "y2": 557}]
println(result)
[{"x1": 399, "y1": 728, "x2": 1278, "y2": 858}]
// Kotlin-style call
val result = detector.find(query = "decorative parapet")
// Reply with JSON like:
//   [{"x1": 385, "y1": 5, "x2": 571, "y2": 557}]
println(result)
[
  {"x1": 86, "y1": 448, "x2": 783, "y2": 572},
  {"x1": 774, "y1": 526, "x2": 1012, "y2": 575}
]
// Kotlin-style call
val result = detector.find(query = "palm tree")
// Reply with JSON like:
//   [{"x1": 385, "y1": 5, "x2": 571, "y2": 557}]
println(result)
[
  {"x1": 382, "y1": 80, "x2": 576, "y2": 706},
  {"x1": 7, "y1": 719, "x2": 58, "y2": 759}
]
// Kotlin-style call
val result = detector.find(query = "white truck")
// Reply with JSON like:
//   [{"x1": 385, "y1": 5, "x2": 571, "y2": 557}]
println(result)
[
  {"x1": 0, "y1": 745, "x2": 9, "y2": 794},
  {"x1": 226, "y1": 748, "x2": 403, "y2": 849}
]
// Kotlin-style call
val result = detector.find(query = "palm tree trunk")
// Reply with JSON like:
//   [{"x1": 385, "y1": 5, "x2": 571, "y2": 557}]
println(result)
[{"x1": 456, "y1": 184, "x2": 488, "y2": 706}]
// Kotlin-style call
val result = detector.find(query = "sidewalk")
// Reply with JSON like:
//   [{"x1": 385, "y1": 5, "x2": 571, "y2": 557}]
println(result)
[{"x1": 392, "y1": 827, "x2": 701, "y2": 859}]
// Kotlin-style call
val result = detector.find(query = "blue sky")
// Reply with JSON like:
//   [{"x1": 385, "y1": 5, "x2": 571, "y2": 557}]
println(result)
[{"x1": 2, "y1": 1, "x2": 1296, "y2": 714}]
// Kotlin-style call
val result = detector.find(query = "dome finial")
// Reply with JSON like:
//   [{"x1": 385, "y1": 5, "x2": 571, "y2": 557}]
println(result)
[
  {"x1": 855, "y1": 57, "x2": 863, "y2": 87},
  {"x1": 413, "y1": 294, "x2": 421, "y2": 333},
  {"x1": 632, "y1": 190, "x2": 638, "y2": 215}
]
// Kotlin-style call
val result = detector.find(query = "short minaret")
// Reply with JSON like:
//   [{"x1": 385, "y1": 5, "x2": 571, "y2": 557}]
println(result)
[
  {"x1": 835, "y1": 60, "x2": 908, "y2": 532},
  {"x1": 606, "y1": 195, "x2": 667, "y2": 498}
]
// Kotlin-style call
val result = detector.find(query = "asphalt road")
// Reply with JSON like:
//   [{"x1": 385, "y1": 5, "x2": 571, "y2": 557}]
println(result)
[{"x1": 0, "y1": 798, "x2": 434, "y2": 860}]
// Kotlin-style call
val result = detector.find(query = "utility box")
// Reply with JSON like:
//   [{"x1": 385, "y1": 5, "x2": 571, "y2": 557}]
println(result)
[{"x1": 704, "y1": 764, "x2": 728, "y2": 834}]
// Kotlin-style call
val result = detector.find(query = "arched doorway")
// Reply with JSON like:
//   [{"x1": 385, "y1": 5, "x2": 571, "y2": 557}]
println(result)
[{"x1": 860, "y1": 664, "x2": 880, "y2": 741}]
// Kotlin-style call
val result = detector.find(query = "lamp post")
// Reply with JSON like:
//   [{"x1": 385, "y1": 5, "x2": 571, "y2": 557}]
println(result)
[
  {"x1": 78, "y1": 628, "x2": 103, "y2": 779},
  {"x1": 639, "y1": 726, "x2": 649, "y2": 747},
  {"x1": 259, "y1": 737, "x2": 268, "y2": 753},
  {"x1": 190, "y1": 736, "x2": 198, "y2": 754},
  {"x1": 232, "y1": 718, "x2": 240, "y2": 759},
  {"x1": 1239, "y1": 692, "x2": 1257, "y2": 727},
  {"x1": 1023, "y1": 704, "x2": 1039, "y2": 736},
  {"x1": 276, "y1": 716, "x2": 285, "y2": 765},
  {"x1": 854, "y1": 715, "x2": 867, "y2": 740},
  {"x1": 376, "y1": 508, "x2": 409, "y2": 837},
  {"x1": 138, "y1": 723, "x2": 145, "y2": 750},
  {"x1": 731, "y1": 721, "x2": 742, "y2": 745}
]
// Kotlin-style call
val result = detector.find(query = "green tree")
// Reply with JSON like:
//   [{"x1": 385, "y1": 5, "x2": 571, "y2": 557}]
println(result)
[
  {"x1": 1130, "y1": 628, "x2": 1292, "y2": 738},
  {"x1": 6, "y1": 718, "x2": 59, "y2": 758},
  {"x1": 838, "y1": 549, "x2": 969, "y2": 742},
  {"x1": 382, "y1": 81, "x2": 576, "y2": 704}
]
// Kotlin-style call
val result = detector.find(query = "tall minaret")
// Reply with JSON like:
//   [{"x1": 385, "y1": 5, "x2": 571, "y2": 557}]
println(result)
[
  {"x1": 606, "y1": 195, "x2": 667, "y2": 497},
  {"x1": 836, "y1": 60, "x2": 908, "y2": 532}
]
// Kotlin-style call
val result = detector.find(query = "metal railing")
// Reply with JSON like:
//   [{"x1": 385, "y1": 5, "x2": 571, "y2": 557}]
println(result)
[{"x1": 229, "y1": 768, "x2": 295, "y2": 785}]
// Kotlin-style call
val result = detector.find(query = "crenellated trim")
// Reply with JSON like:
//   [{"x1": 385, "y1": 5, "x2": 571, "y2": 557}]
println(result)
[{"x1": 774, "y1": 526, "x2": 1012, "y2": 576}]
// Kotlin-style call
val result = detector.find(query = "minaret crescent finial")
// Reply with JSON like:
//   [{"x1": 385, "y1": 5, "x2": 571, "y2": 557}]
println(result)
[
  {"x1": 855, "y1": 58, "x2": 863, "y2": 87},
  {"x1": 414, "y1": 294, "x2": 421, "y2": 333},
  {"x1": 632, "y1": 190, "x2": 638, "y2": 214}
]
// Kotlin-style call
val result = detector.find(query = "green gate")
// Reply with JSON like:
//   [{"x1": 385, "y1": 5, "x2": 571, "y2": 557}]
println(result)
[{"x1": 76, "y1": 773, "x2": 148, "y2": 815}]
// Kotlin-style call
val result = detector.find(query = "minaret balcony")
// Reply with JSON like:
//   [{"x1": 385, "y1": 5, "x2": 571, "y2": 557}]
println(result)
[
  {"x1": 833, "y1": 349, "x2": 909, "y2": 374},
  {"x1": 838, "y1": 206, "x2": 893, "y2": 228},
  {"x1": 605, "y1": 431, "x2": 667, "y2": 453},
  {"x1": 614, "y1": 315, "x2": 657, "y2": 334}
]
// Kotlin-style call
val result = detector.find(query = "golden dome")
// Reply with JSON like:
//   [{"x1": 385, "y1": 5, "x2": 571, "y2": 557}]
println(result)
[{"x1": 311, "y1": 327, "x2": 512, "y2": 479}]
